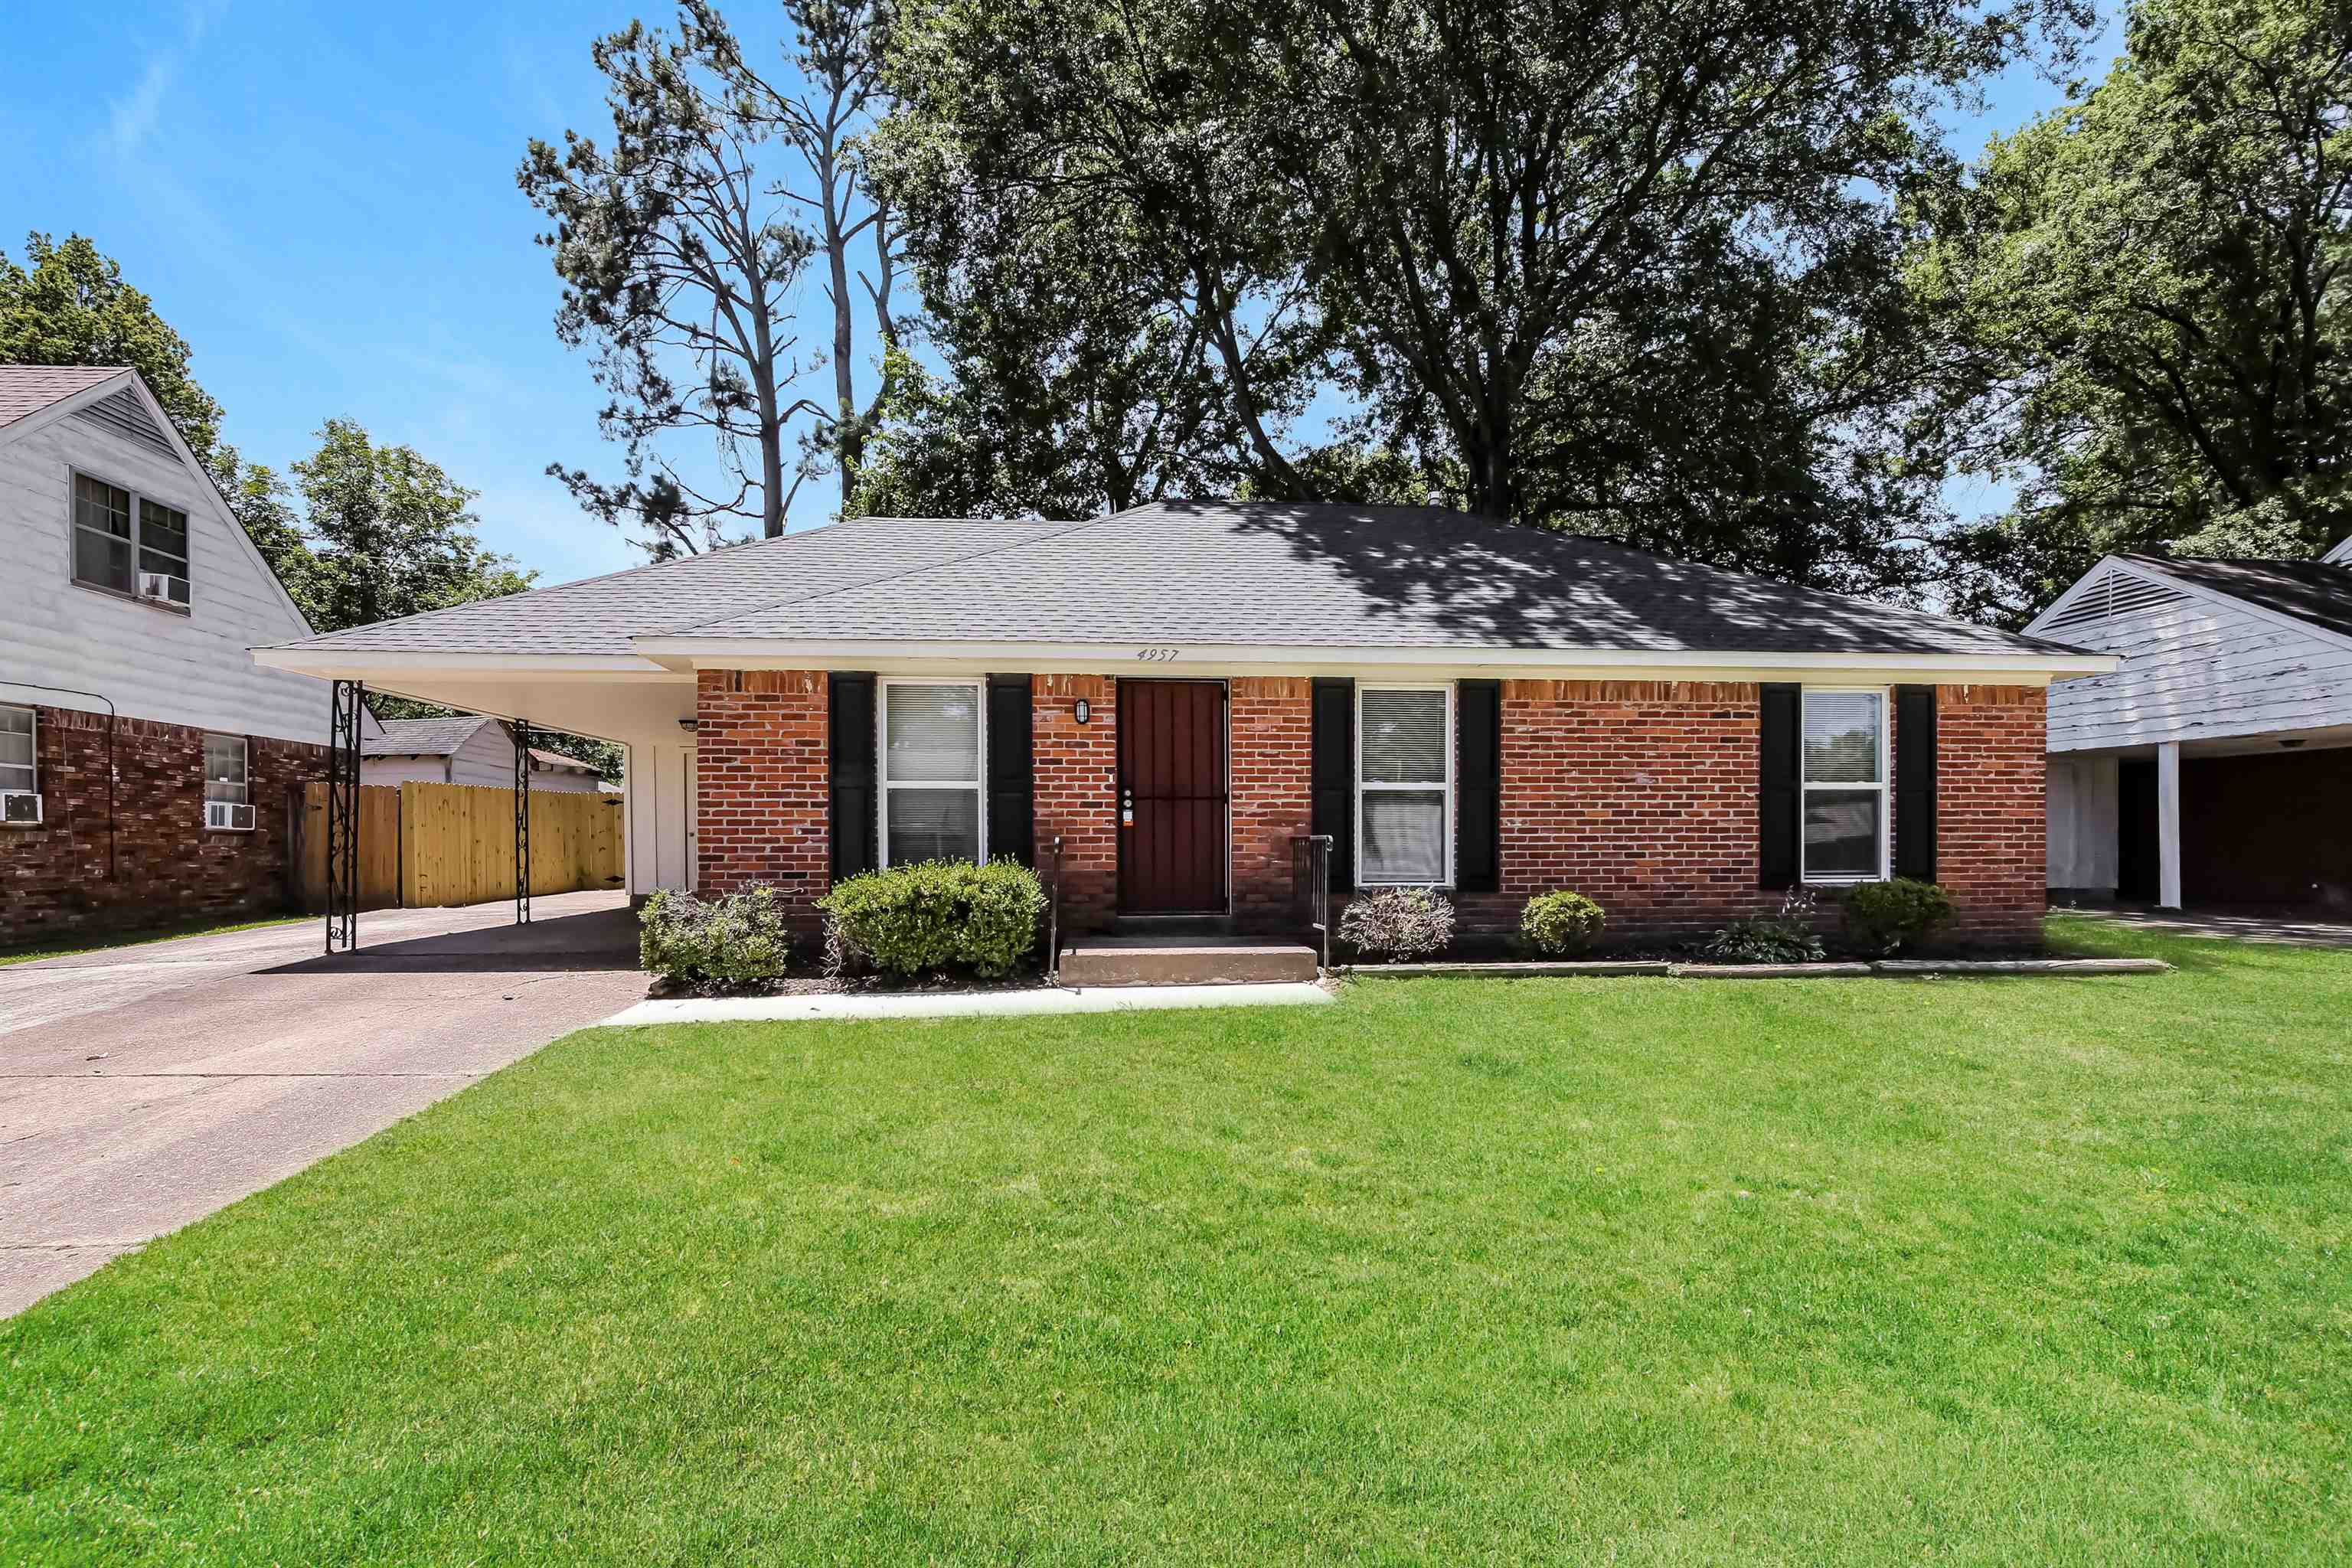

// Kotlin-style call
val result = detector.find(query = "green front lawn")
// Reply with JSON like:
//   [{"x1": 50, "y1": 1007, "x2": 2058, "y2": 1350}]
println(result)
[{"x1": 5, "y1": 919, "x2": 2346, "y2": 1563}]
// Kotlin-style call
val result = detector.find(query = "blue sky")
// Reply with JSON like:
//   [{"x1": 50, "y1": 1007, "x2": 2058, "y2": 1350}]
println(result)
[{"x1": 2, "y1": 2, "x2": 2118, "y2": 591}]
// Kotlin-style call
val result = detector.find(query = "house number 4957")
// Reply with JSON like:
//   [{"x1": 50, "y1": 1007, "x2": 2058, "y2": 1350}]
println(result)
[{"x1": 1135, "y1": 646, "x2": 1180, "y2": 662}]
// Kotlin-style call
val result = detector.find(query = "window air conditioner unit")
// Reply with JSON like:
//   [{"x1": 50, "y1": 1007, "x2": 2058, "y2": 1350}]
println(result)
[
  {"x1": 1, "y1": 791, "x2": 41, "y2": 826},
  {"x1": 138, "y1": 571, "x2": 187, "y2": 603},
  {"x1": 205, "y1": 800, "x2": 254, "y2": 831}
]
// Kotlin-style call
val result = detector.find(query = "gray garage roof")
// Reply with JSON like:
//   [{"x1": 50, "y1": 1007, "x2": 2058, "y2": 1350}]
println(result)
[
  {"x1": 0, "y1": 364, "x2": 127, "y2": 431},
  {"x1": 2123, "y1": 554, "x2": 2352, "y2": 642},
  {"x1": 271, "y1": 502, "x2": 2086, "y2": 660},
  {"x1": 361, "y1": 715, "x2": 503, "y2": 756}
]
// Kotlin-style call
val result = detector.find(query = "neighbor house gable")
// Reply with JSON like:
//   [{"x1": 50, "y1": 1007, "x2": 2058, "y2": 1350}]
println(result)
[
  {"x1": 0, "y1": 367, "x2": 329, "y2": 745},
  {"x1": 2025, "y1": 554, "x2": 2352, "y2": 752}
]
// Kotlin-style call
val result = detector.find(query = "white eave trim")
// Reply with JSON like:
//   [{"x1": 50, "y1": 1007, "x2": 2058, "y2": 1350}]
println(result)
[
  {"x1": 250, "y1": 648, "x2": 677, "y2": 678},
  {"x1": 628, "y1": 636, "x2": 2118, "y2": 681}
]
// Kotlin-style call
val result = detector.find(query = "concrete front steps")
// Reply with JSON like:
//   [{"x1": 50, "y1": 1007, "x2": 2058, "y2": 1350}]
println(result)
[{"x1": 1057, "y1": 935, "x2": 1321, "y2": 987}]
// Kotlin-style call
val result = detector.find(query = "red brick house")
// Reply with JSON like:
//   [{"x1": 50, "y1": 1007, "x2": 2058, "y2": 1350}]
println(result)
[
  {"x1": 1, "y1": 367, "x2": 342, "y2": 944},
  {"x1": 257, "y1": 504, "x2": 2112, "y2": 948}
]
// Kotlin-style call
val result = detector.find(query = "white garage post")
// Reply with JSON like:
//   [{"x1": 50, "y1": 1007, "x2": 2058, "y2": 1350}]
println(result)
[{"x1": 2155, "y1": 740, "x2": 2183, "y2": 911}]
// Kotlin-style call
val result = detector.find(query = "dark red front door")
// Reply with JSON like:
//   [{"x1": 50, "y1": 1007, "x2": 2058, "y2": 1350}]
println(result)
[{"x1": 1119, "y1": 680, "x2": 1228, "y2": 914}]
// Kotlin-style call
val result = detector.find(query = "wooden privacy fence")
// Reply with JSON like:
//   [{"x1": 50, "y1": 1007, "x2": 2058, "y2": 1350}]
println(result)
[{"x1": 296, "y1": 781, "x2": 624, "y2": 911}]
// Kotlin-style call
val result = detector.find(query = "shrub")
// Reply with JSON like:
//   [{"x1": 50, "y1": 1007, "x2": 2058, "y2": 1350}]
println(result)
[
  {"x1": 639, "y1": 885, "x2": 794, "y2": 994},
  {"x1": 817, "y1": 858, "x2": 1047, "y2": 980},
  {"x1": 1520, "y1": 890, "x2": 1606, "y2": 956},
  {"x1": 1338, "y1": 886, "x2": 1455, "y2": 962},
  {"x1": 1841, "y1": 877, "x2": 1955, "y2": 956},
  {"x1": 1696, "y1": 888, "x2": 1826, "y2": 965}
]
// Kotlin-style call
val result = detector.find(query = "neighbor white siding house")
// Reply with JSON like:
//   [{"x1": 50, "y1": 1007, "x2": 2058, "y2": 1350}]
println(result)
[
  {"x1": 2027, "y1": 553, "x2": 2352, "y2": 910},
  {"x1": 0, "y1": 370, "x2": 328, "y2": 743},
  {"x1": 362, "y1": 715, "x2": 606, "y2": 792}
]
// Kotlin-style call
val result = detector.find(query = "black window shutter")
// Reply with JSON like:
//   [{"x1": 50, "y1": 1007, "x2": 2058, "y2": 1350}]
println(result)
[
  {"x1": 1894, "y1": 684, "x2": 1938, "y2": 881},
  {"x1": 986, "y1": 673, "x2": 1035, "y2": 866},
  {"x1": 828, "y1": 672, "x2": 877, "y2": 881},
  {"x1": 1310, "y1": 678, "x2": 1354, "y2": 892},
  {"x1": 1758, "y1": 682, "x2": 1800, "y2": 889},
  {"x1": 1455, "y1": 679, "x2": 1501, "y2": 893}
]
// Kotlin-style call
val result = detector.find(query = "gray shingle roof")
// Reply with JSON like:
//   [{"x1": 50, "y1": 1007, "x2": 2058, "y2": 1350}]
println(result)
[
  {"x1": 0, "y1": 365, "x2": 126, "y2": 430},
  {"x1": 276, "y1": 503, "x2": 2086, "y2": 660},
  {"x1": 2122, "y1": 554, "x2": 2352, "y2": 642},
  {"x1": 361, "y1": 715, "x2": 500, "y2": 756},
  {"x1": 282, "y1": 516, "x2": 1081, "y2": 656}
]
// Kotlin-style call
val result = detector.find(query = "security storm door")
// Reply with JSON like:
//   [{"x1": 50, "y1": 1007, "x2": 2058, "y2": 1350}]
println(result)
[{"x1": 1118, "y1": 679, "x2": 1228, "y2": 915}]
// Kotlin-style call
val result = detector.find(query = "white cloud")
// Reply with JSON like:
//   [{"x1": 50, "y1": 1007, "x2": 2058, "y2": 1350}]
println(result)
[{"x1": 107, "y1": 59, "x2": 174, "y2": 159}]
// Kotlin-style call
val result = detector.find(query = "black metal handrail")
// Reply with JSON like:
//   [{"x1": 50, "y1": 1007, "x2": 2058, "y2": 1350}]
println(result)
[
  {"x1": 1047, "y1": 834, "x2": 1065, "y2": 984},
  {"x1": 1292, "y1": 833, "x2": 1333, "y2": 970}
]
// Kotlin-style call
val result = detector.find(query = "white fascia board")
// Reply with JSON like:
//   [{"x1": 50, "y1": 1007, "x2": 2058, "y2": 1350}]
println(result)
[
  {"x1": 250, "y1": 648, "x2": 678, "y2": 680},
  {"x1": 627, "y1": 636, "x2": 2116, "y2": 682}
]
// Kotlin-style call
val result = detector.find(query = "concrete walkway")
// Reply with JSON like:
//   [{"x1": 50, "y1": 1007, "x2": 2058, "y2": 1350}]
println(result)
[
  {"x1": 0, "y1": 891, "x2": 645, "y2": 1316},
  {"x1": 2057, "y1": 905, "x2": 2352, "y2": 949}
]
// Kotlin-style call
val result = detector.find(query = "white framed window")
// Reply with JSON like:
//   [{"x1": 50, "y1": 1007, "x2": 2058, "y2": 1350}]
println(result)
[
  {"x1": 1357, "y1": 683, "x2": 1453, "y2": 886},
  {"x1": 0, "y1": 704, "x2": 35, "y2": 800},
  {"x1": 1800, "y1": 688, "x2": 1888, "y2": 883},
  {"x1": 203, "y1": 733, "x2": 252, "y2": 831},
  {"x1": 71, "y1": 471, "x2": 191, "y2": 607},
  {"x1": 877, "y1": 679, "x2": 986, "y2": 867}
]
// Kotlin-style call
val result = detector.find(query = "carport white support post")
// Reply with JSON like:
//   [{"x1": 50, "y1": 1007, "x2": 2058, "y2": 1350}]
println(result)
[{"x1": 2156, "y1": 740, "x2": 2183, "y2": 910}]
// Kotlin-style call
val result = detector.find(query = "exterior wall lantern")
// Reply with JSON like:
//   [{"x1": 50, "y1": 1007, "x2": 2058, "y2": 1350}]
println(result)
[{"x1": 1073, "y1": 697, "x2": 1092, "y2": 724}]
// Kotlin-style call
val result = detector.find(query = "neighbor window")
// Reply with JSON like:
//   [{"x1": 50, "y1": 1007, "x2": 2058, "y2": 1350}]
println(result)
[
  {"x1": 1357, "y1": 684, "x2": 1452, "y2": 885},
  {"x1": 0, "y1": 705, "x2": 34, "y2": 795},
  {"x1": 71, "y1": 472, "x2": 190, "y2": 606},
  {"x1": 203, "y1": 733, "x2": 249, "y2": 814},
  {"x1": 879, "y1": 681, "x2": 984, "y2": 866},
  {"x1": 1801, "y1": 689, "x2": 1886, "y2": 882}
]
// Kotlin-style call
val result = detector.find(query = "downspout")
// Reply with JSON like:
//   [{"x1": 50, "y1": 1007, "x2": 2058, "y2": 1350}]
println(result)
[{"x1": 0, "y1": 681, "x2": 117, "y2": 882}]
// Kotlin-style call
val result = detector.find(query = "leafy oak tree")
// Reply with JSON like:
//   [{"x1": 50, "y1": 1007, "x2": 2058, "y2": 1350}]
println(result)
[
  {"x1": 871, "y1": 0, "x2": 2083, "y2": 596},
  {"x1": 1919, "y1": 0, "x2": 2352, "y2": 623}
]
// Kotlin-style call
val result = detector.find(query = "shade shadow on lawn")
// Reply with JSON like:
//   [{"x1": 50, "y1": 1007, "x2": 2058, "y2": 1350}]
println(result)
[{"x1": 3, "y1": 918, "x2": 2347, "y2": 1565}]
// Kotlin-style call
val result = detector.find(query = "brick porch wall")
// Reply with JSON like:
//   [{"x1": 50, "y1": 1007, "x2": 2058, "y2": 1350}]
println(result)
[
  {"x1": 694, "y1": 669, "x2": 828, "y2": 920},
  {"x1": 0, "y1": 704, "x2": 325, "y2": 946},
  {"x1": 1034, "y1": 675, "x2": 1119, "y2": 931},
  {"x1": 1229, "y1": 677, "x2": 1313, "y2": 932},
  {"x1": 1935, "y1": 684, "x2": 2047, "y2": 946}
]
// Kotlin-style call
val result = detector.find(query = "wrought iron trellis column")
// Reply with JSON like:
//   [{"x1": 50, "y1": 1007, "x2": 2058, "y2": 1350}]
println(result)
[
  {"x1": 513, "y1": 718, "x2": 532, "y2": 926},
  {"x1": 325, "y1": 680, "x2": 364, "y2": 954}
]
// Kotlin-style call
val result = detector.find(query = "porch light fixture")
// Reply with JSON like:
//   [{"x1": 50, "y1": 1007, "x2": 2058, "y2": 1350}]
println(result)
[
  {"x1": 1074, "y1": 698, "x2": 1092, "y2": 724},
  {"x1": 677, "y1": 718, "x2": 699, "y2": 733}
]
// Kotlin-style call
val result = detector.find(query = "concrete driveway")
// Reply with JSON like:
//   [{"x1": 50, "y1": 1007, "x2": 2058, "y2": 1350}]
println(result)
[{"x1": 0, "y1": 891, "x2": 646, "y2": 1315}]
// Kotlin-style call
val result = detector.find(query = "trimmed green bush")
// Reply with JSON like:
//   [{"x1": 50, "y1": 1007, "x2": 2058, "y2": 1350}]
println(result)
[
  {"x1": 818, "y1": 858, "x2": 1048, "y2": 979},
  {"x1": 1520, "y1": 890, "x2": 1606, "y2": 956},
  {"x1": 1840, "y1": 877, "x2": 1956, "y2": 956},
  {"x1": 639, "y1": 886, "x2": 794, "y2": 993},
  {"x1": 1338, "y1": 887, "x2": 1455, "y2": 962},
  {"x1": 1697, "y1": 889, "x2": 1827, "y2": 964}
]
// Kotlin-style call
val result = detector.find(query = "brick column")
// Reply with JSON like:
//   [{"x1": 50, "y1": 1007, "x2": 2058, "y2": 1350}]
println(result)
[
  {"x1": 694, "y1": 669, "x2": 829, "y2": 923},
  {"x1": 1230, "y1": 676, "x2": 1312, "y2": 931},
  {"x1": 1936, "y1": 684, "x2": 2047, "y2": 946},
  {"x1": 1034, "y1": 675, "x2": 1118, "y2": 931}
]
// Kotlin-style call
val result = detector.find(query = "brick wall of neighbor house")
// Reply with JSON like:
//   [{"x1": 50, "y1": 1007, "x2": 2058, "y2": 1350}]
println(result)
[
  {"x1": 1229, "y1": 677, "x2": 1314, "y2": 932},
  {"x1": 1934, "y1": 684, "x2": 2047, "y2": 945},
  {"x1": 694, "y1": 670, "x2": 829, "y2": 920},
  {"x1": 1033, "y1": 675, "x2": 1119, "y2": 931},
  {"x1": 0, "y1": 704, "x2": 327, "y2": 945}
]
